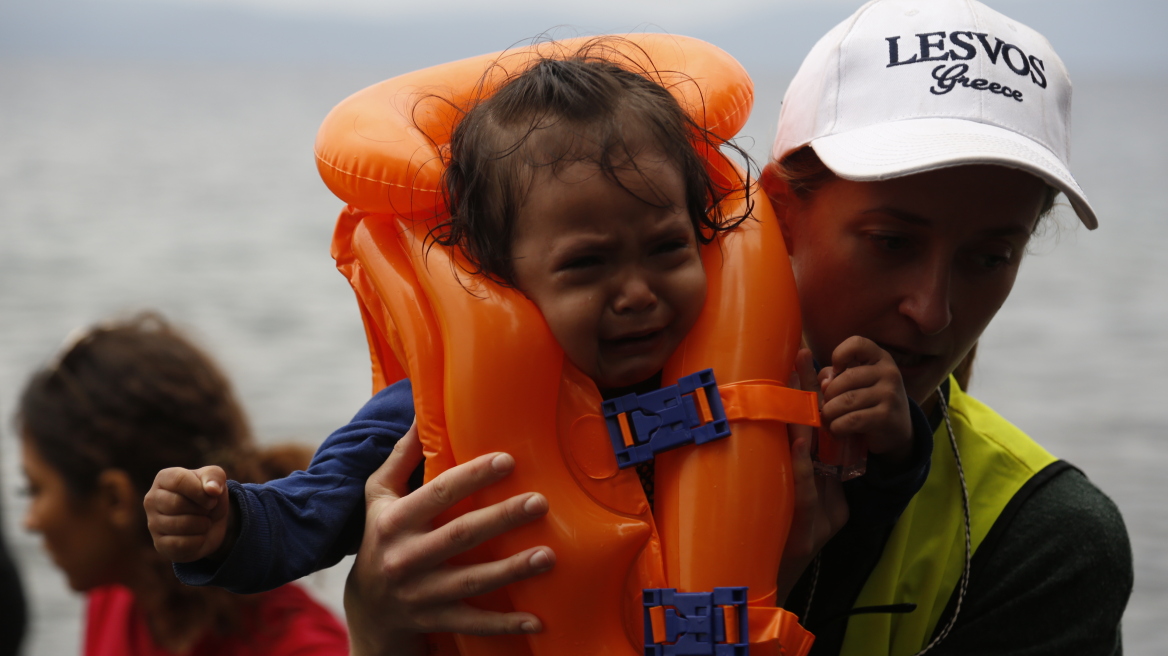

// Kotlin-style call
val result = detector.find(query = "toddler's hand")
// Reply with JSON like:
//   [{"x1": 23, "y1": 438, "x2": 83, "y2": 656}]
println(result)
[
  {"x1": 778, "y1": 349, "x2": 849, "y2": 605},
  {"x1": 144, "y1": 466, "x2": 235, "y2": 563},
  {"x1": 819, "y1": 336, "x2": 913, "y2": 465}
]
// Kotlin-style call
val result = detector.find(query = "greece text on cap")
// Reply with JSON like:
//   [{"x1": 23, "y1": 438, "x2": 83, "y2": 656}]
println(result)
[{"x1": 885, "y1": 31, "x2": 1048, "y2": 102}]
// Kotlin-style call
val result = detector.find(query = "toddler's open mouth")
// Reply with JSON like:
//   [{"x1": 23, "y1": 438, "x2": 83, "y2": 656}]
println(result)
[{"x1": 602, "y1": 328, "x2": 665, "y2": 353}]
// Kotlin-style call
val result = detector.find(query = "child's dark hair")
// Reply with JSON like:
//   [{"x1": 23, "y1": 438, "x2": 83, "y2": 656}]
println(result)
[{"x1": 430, "y1": 42, "x2": 752, "y2": 286}]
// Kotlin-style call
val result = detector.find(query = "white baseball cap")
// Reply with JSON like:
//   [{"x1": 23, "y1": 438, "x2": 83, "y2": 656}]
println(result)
[{"x1": 772, "y1": 0, "x2": 1097, "y2": 229}]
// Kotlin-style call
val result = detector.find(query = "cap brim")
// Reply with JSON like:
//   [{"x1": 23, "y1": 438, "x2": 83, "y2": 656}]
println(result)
[{"x1": 810, "y1": 118, "x2": 1098, "y2": 230}]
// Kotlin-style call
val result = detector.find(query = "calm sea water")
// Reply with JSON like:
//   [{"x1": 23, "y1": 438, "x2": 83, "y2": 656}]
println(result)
[{"x1": 1, "y1": 58, "x2": 1164, "y2": 655}]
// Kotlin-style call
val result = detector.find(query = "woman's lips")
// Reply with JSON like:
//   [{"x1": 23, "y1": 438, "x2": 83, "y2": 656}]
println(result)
[{"x1": 880, "y1": 344, "x2": 940, "y2": 370}]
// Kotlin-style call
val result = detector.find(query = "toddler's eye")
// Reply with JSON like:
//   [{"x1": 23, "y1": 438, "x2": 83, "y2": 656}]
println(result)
[
  {"x1": 560, "y1": 255, "x2": 602, "y2": 271},
  {"x1": 653, "y1": 239, "x2": 689, "y2": 255}
]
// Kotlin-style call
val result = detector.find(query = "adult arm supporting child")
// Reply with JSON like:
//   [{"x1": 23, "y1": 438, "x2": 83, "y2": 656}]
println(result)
[{"x1": 344, "y1": 424, "x2": 554, "y2": 656}]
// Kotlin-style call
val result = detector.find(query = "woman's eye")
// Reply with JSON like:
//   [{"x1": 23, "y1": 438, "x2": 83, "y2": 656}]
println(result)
[
  {"x1": 869, "y1": 233, "x2": 912, "y2": 252},
  {"x1": 975, "y1": 251, "x2": 1013, "y2": 270}
]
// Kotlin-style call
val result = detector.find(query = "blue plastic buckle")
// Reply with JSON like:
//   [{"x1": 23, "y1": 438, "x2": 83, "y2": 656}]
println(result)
[
  {"x1": 603, "y1": 369, "x2": 730, "y2": 469},
  {"x1": 643, "y1": 587, "x2": 750, "y2": 656}
]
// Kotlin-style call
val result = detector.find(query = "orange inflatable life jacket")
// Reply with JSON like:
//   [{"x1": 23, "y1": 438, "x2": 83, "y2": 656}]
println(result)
[{"x1": 318, "y1": 35, "x2": 818, "y2": 656}]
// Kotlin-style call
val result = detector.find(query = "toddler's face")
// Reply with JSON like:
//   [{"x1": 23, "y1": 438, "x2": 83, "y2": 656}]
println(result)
[{"x1": 511, "y1": 154, "x2": 706, "y2": 390}]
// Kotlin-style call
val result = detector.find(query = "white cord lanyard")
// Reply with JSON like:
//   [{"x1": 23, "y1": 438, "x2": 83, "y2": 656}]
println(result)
[
  {"x1": 911, "y1": 387, "x2": 971, "y2": 655},
  {"x1": 798, "y1": 385, "x2": 972, "y2": 655}
]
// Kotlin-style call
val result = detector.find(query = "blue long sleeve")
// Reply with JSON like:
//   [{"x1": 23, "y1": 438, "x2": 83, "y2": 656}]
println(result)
[{"x1": 174, "y1": 378, "x2": 416, "y2": 594}]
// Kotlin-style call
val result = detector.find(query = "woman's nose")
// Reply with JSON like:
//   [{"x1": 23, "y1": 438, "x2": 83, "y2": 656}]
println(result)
[
  {"x1": 612, "y1": 271, "x2": 658, "y2": 314},
  {"x1": 899, "y1": 264, "x2": 952, "y2": 335}
]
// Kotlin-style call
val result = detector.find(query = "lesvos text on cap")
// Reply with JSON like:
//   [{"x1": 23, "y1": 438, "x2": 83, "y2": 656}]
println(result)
[{"x1": 772, "y1": 0, "x2": 1097, "y2": 229}]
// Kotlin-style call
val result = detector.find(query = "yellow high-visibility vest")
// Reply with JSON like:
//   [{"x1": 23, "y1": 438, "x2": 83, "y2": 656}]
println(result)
[{"x1": 840, "y1": 378, "x2": 1058, "y2": 656}]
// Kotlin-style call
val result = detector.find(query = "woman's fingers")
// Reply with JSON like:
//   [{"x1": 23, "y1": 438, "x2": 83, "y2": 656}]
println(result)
[
  {"x1": 366, "y1": 420, "x2": 424, "y2": 506},
  {"x1": 389, "y1": 552, "x2": 554, "y2": 636},
  {"x1": 794, "y1": 349, "x2": 819, "y2": 394},
  {"x1": 390, "y1": 450, "x2": 519, "y2": 531},
  {"x1": 821, "y1": 474, "x2": 849, "y2": 530},
  {"x1": 788, "y1": 436, "x2": 821, "y2": 543},
  {"x1": 401, "y1": 492, "x2": 549, "y2": 572},
  {"x1": 420, "y1": 546, "x2": 556, "y2": 606},
  {"x1": 424, "y1": 604, "x2": 543, "y2": 636},
  {"x1": 350, "y1": 420, "x2": 556, "y2": 641}
]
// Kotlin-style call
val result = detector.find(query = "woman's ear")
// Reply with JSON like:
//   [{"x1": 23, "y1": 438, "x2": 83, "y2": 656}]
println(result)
[
  {"x1": 95, "y1": 469, "x2": 140, "y2": 530},
  {"x1": 760, "y1": 162, "x2": 798, "y2": 256}
]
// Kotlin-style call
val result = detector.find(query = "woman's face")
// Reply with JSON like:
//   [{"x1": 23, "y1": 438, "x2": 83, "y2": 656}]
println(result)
[
  {"x1": 21, "y1": 438, "x2": 136, "y2": 591},
  {"x1": 780, "y1": 165, "x2": 1048, "y2": 405}
]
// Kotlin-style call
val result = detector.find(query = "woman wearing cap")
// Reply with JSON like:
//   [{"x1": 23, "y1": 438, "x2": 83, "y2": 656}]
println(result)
[{"x1": 760, "y1": 0, "x2": 1132, "y2": 654}]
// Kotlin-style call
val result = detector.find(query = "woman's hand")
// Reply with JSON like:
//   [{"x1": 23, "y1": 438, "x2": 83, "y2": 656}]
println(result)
[
  {"x1": 777, "y1": 349, "x2": 849, "y2": 606},
  {"x1": 345, "y1": 422, "x2": 555, "y2": 656}
]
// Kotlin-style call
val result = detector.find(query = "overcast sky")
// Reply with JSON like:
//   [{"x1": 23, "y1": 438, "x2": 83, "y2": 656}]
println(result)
[
  {"x1": 95, "y1": 0, "x2": 851, "y2": 24},
  {"x1": 2, "y1": 0, "x2": 1164, "y2": 75}
]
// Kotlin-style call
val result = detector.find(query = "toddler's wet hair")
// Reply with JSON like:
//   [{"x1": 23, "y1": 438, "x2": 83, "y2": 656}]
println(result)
[{"x1": 429, "y1": 41, "x2": 752, "y2": 286}]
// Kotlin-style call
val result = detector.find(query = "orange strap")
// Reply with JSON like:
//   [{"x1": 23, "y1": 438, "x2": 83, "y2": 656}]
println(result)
[
  {"x1": 750, "y1": 607, "x2": 816, "y2": 656},
  {"x1": 719, "y1": 380, "x2": 821, "y2": 428},
  {"x1": 718, "y1": 382, "x2": 819, "y2": 656}
]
